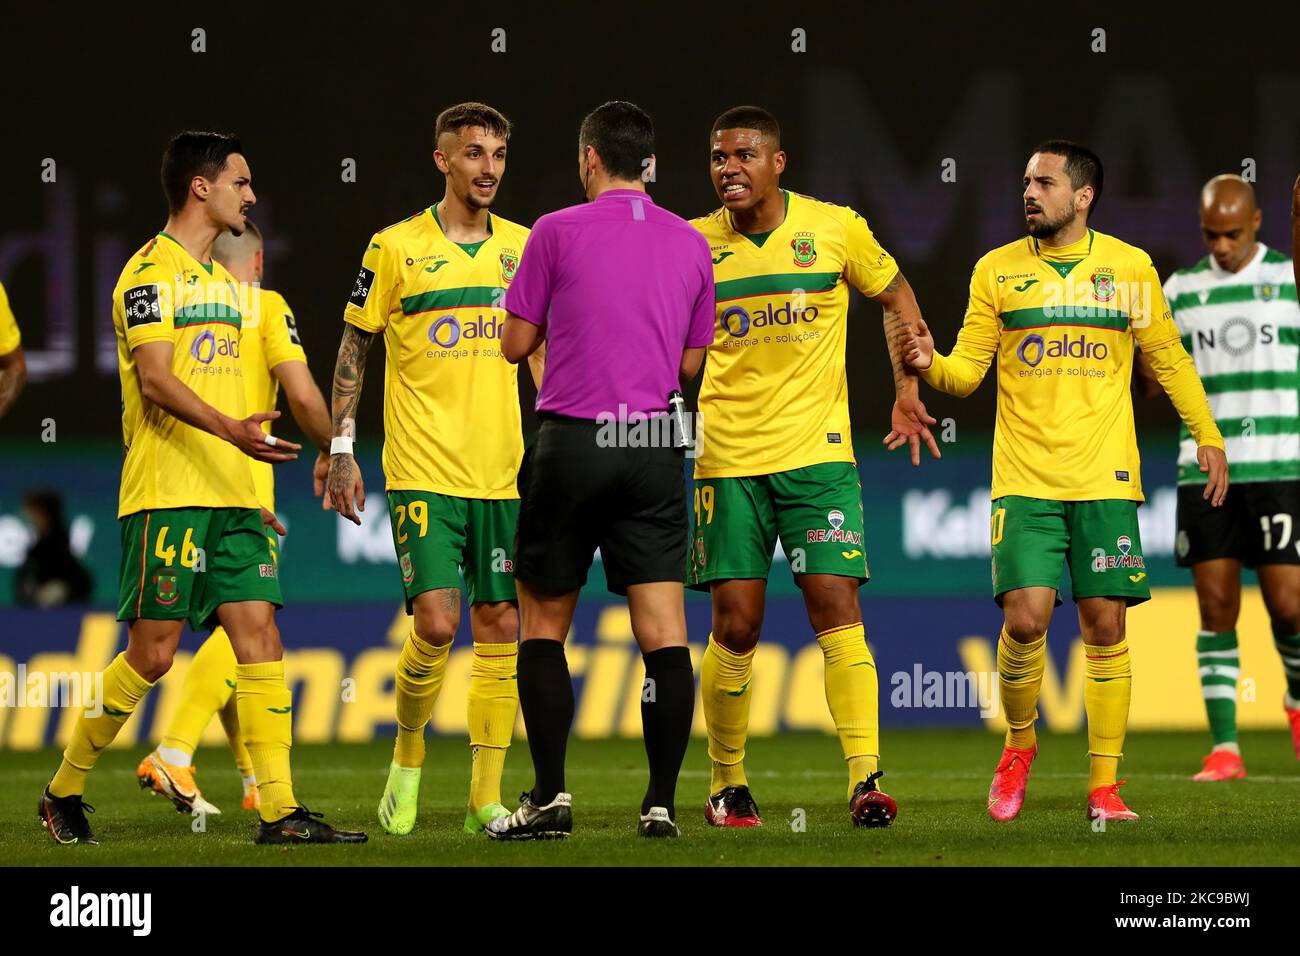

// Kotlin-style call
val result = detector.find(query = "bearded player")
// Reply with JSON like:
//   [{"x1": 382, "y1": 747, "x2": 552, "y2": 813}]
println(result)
[
  {"x1": 136, "y1": 219, "x2": 334, "y2": 815},
  {"x1": 327, "y1": 103, "x2": 535, "y2": 836},
  {"x1": 39, "y1": 131, "x2": 364, "y2": 844},
  {"x1": 690, "y1": 106, "x2": 940, "y2": 829},
  {"x1": 903, "y1": 140, "x2": 1228, "y2": 823}
]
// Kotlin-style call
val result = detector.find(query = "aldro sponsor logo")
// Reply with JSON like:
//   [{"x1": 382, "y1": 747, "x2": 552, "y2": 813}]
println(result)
[
  {"x1": 1015, "y1": 332, "x2": 1108, "y2": 367},
  {"x1": 190, "y1": 328, "x2": 240, "y2": 364},
  {"x1": 1090, "y1": 534, "x2": 1145, "y2": 573},
  {"x1": 806, "y1": 509, "x2": 863, "y2": 546},
  {"x1": 426, "y1": 314, "x2": 504, "y2": 350},
  {"x1": 719, "y1": 301, "x2": 820, "y2": 348}
]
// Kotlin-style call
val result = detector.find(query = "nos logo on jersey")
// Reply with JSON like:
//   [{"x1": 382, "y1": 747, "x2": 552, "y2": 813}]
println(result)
[
  {"x1": 124, "y1": 285, "x2": 162, "y2": 328},
  {"x1": 349, "y1": 266, "x2": 376, "y2": 307}
]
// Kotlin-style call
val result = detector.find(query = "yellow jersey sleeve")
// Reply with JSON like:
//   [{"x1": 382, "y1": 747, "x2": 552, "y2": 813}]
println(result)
[
  {"x1": 922, "y1": 261, "x2": 999, "y2": 397},
  {"x1": 1131, "y1": 260, "x2": 1182, "y2": 350},
  {"x1": 260, "y1": 290, "x2": 308, "y2": 370},
  {"x1": 343, "y1": 235, "x2": 399, "y2": 333},
  {"x1": 0, "y1": 283, "x2": 19, "y2": 354},
  {"x1": 120, "y1": 273, "x2": 176, "y2": 351},
  {"x1": 842, "y1": 208, "x2": 898, "y2": 299}
]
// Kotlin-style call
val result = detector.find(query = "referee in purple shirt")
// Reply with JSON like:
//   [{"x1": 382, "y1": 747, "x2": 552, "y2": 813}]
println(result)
[{"x1": 489, "y1": 101, "x2": 716, "y2": 840}]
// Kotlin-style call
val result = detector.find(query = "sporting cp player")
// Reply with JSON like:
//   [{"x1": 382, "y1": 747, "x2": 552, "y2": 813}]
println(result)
[
  {"x1": 38, "y1": 131, "x2": 364, "y2": 844},
  {"x1": 1135, "y1": 175, "x2": 1300, "y2": 780},
  {"x1": 326, "y1": 103, "x2": 533, "y2": 836},
  {"x1": 136, "y1": 219, "x2": 334, "y2": 814},
  {"x1": 689, "y1": 106, "x2": 940, "y2": 829},
  {"x1": 0, "y1": 280, "x2": 26, "y2": 418},
  {"x1": 903, "y1": 140, "x2": 1228, "y2": 823}
]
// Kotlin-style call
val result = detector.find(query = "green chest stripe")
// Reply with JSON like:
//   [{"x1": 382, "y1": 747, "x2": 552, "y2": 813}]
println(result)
[
  {"x1": 174, "y1": 303, "x2": 242, "y2": 329},
  {"x1": 1199, "y1": 369, "x2": 1300, "y2": 395},
  {"x1": 1000, "y1": 306, "x2": 1129, "y2": 333},
  {"x1": 1170, "y1": 283, "x2": 1297, "y2": 312},
  {"x1": 714, "y1": 271, "x2": 839, "y2": 302},
  {"x1": 401, "y1": 285, "x2": 505, "y2": 315}
]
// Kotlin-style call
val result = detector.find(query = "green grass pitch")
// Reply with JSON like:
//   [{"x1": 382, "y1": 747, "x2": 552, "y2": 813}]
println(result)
[{"x1": 6, "y1": 729, "x2": 1299, "y2": 866}]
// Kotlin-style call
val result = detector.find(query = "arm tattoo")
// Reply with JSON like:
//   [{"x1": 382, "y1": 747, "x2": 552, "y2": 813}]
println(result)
[
  {"x1": 878, "y1": 273, "x2": 916, "y2": 393},
  {"x1": 331, "y1": 324, "x2": 377, "y2": 439}
]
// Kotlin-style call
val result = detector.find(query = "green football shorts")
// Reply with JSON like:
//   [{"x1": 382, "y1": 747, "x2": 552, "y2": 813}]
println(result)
[
  {"x1": 386, "y1": 490, "x2": 519, "y2": 612},
  {"x1": 118, "y1": 507, "x2": 282, "y2": 630},
  {"x1": 687, "y1": 461, "x2": 869, "y2": 589},
  {"x1": 990, "y1": 495, "x2": 1150, "y2": 606}
]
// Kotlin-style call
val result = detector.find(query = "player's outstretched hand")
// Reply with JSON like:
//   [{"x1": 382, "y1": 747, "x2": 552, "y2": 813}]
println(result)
[
  {"x1": 1198, "y1": 445, "x2": 1229, "y2": 507},
  {"x1": 884, "y1": 395, "x2": 942, "y2": 466},
  {"x1": 229, "y1": 411, "x2": 302, "y2": 462},
  {"x1": 312, "y1": 450, "x2": 331, "y2": 503},
  {"x1": 901, "y1": 317, "x2": 935, "y2": 371},
  {"x1": 327, "y1": 453, "x2": 366, "y2": 524},
  {"x1": 260, "y1": 507, "x2": 287, "y2": 536}
]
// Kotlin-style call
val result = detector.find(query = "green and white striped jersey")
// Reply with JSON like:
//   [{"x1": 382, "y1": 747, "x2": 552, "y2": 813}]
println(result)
[{"x1": 1164, "y1": 244, "x2": 1299, "y2": 485}]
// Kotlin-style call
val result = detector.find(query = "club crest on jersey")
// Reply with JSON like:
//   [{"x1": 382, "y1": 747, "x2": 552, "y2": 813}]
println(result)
[
  {"x1": 500, "y1": 250, "x2": 519, "y2": 282},
  {"x1": 791, "y1": 231, "x2": 817, "y2": 268},
  {"x1": 1257, "y1": 283, "x2": 1277, "y2": 301},
  {"x1": 399, "y1": 552, "x2": 414, "y2": 585},
  {"x1": 1090, "y1": 268, "x2": 1116, "y2": 302},
  {"x1": 154, "y1": 574, "x2": 179, "y2": 606}
]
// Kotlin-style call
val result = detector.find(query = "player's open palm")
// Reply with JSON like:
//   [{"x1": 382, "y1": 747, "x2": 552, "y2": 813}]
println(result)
[
  {"x1": 230, "y1": 410, "x2": 302, "y2": 462},
  {"x1": 327, "y1": 453, "x2": 366, "y2": 524},
  {"x1": 885, "y1": 395, "x2": 942, "y2": 465},
  {"x1": 902, "y1": 317, "x2": 934, "y2": 371},
  {"x1": 1198, "y1": 445, "x2": 1229, "y2": 507}
]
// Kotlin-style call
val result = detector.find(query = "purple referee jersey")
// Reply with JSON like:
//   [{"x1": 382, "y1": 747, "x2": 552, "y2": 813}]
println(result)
[{"x1": 503, "y1": 188, "x2": 715, "y2": 419}]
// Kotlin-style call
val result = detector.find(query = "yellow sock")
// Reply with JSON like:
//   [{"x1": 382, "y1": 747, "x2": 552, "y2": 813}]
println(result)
[
  {"x1": 467, "y1": 641, "x2": 518, "y2": 810},
  {"x1": 701, "y1": 633, "x2": 754, "y2": 793},
  {"x1": 50, "y1": 653, "x2": 154, "y2": 797},
  {"x1": 997, "y1": 628, "x2": 1046, "y2": 750},
  {"x1": 236, "y1": 660, "x2": 296, "y2": 822},
  {"x1": 1085, "y1": 638, "x2": 1132, "y2": 791},
  {"x1": 817, "y1": 623, "x2": 880, "y2": 799},
  {"x1": 161, "y1": 628, "x2": 237, "y2": 762},
  {"x1": 218, "y1": 694, "x2": 253, "y2": 779},
  {"x1": 394, "y1": 627, "x2": 450, "y2": 769}
]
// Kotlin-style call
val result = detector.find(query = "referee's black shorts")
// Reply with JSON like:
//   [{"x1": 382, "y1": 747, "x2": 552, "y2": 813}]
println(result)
[{"x1": 514, "y1": 413, "x2": 689, "y2": 595}]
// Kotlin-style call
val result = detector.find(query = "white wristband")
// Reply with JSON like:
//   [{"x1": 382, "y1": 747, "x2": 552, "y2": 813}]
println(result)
[{"x1": 330, "y1": 436, "x2": 354, "y2": 455}]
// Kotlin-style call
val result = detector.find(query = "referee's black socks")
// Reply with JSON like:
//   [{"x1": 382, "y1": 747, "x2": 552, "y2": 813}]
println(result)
[
  {"x1": 518, "y1": 638, "x2": 574, "y2": 806},
  {"x1": 640, "y1": 645, "x2": 695, "y2": 820}
]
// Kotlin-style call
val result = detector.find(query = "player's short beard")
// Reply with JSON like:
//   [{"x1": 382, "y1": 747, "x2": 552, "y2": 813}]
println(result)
[
  {"x1": 1026, "y1": 205, "x2": 1075, "y2": 240},
  {"x1": 463, "y1": 186, "x2": 492, "y2": 211}
]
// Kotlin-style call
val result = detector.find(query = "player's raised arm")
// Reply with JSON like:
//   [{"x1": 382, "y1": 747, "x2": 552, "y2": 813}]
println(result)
[
  {"x1": 1132, "y1": 262, "x2": 1228, "y2": 506},
  {"x1": 133, "y1": 340, "x2": 301, "y2": 462},
  {"x1": 903, "y1": 261, "x2": 1000, "y2": 398}
]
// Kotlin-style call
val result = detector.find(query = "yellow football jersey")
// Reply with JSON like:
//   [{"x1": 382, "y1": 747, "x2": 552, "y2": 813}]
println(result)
[
  {"x1": 922, "y1": 228, "x2": 1223, "y2": 502},
  {"x1": 343, "y1": 207, "x2": 529, "y2": 499},
  {"x1": 692, "y1": 191, "x2": 898, "y2": 478},
  {"x1": 241, "y1": 286, "x2": 308, "y2": 513},
  {"x1": 113, "y1": 232, "x2": 258, "y2": 517},
  {"x1": 0, "y1": 281, "x2": 19, "y2": 354}
]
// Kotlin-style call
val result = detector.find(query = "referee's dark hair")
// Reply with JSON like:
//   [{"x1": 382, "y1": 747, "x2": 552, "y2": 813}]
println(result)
[
  {"x1": 712, "y1": 105, "x2": 781, "y2": 148},
  {"x1": 1031, "y1": 139, "x2": 1104, "y2": 216},
  {"x1": 578, "y1": 101, "x2": 654, "y2": 182},
  {"x1": 435, "y1": 101, "x2": 512, "y2": 142},
  {"x1": 161, "y1": 131, "x2": 243, "y2": 214}
]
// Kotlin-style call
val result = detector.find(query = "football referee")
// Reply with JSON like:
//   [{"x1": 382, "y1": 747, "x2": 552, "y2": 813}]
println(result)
[{"x1": 488, "y1": 101, "x2": 716, "y2": 840}]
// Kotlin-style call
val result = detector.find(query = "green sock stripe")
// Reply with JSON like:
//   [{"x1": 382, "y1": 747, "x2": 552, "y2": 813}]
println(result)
[
  {"x1": 1196, "y1": 630, "x2": 1238, "y2": 653},
  {"x1": 1271, "y1": 629, "x2": 1300, "y2": 648},
  {"x1": 1200, "y1": 673, "x2": 1240, "y2": 688}
]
